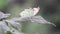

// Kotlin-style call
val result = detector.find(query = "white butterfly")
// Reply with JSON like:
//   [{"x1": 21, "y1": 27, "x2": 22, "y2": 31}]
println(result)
[
  {"x1": 20, "y1": 7, "x2": 40, "y2": 17},
  {"x1": 19, "y1": 7, "x2": 56, "y2": 27}
]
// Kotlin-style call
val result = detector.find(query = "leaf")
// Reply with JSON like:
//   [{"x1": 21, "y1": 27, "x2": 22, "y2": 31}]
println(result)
[
  {"x1": 0, "y1": 11, "x2": 10, "y2": 19},
  {"x1": 5, "y1": 19, "x2": 22, "y2": 31},
  {"x1": 21, "y1": 16, "x2": 56, "y2": 27},
  {"x1": 29, "y1": 16, "x2": 56, "y2": 27},
  {"x1": 6, "y1": 31, "x2": 12, "y2": 34}
]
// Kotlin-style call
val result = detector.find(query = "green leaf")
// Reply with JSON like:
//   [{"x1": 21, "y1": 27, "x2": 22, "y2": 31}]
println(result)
[{"x1": 6, "y1": 31, "x2": 12, "y2": 34}]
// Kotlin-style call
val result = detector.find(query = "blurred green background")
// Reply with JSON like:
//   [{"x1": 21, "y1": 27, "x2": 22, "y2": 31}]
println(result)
[{"x1": 0, "y1": 0, "x2": 60, "y2": 34}]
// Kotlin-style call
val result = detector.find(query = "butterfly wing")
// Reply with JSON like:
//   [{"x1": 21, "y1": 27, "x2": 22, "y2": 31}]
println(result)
[
  {"x1": 20, "y1": 7, "x2": 40, "y2": 17},
  {"x1": 33, "y1": 7, "x2": 40, "y2": 16},
  {"x1": 20, "y1": 8, "x2": 34, "y2": 17}
]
